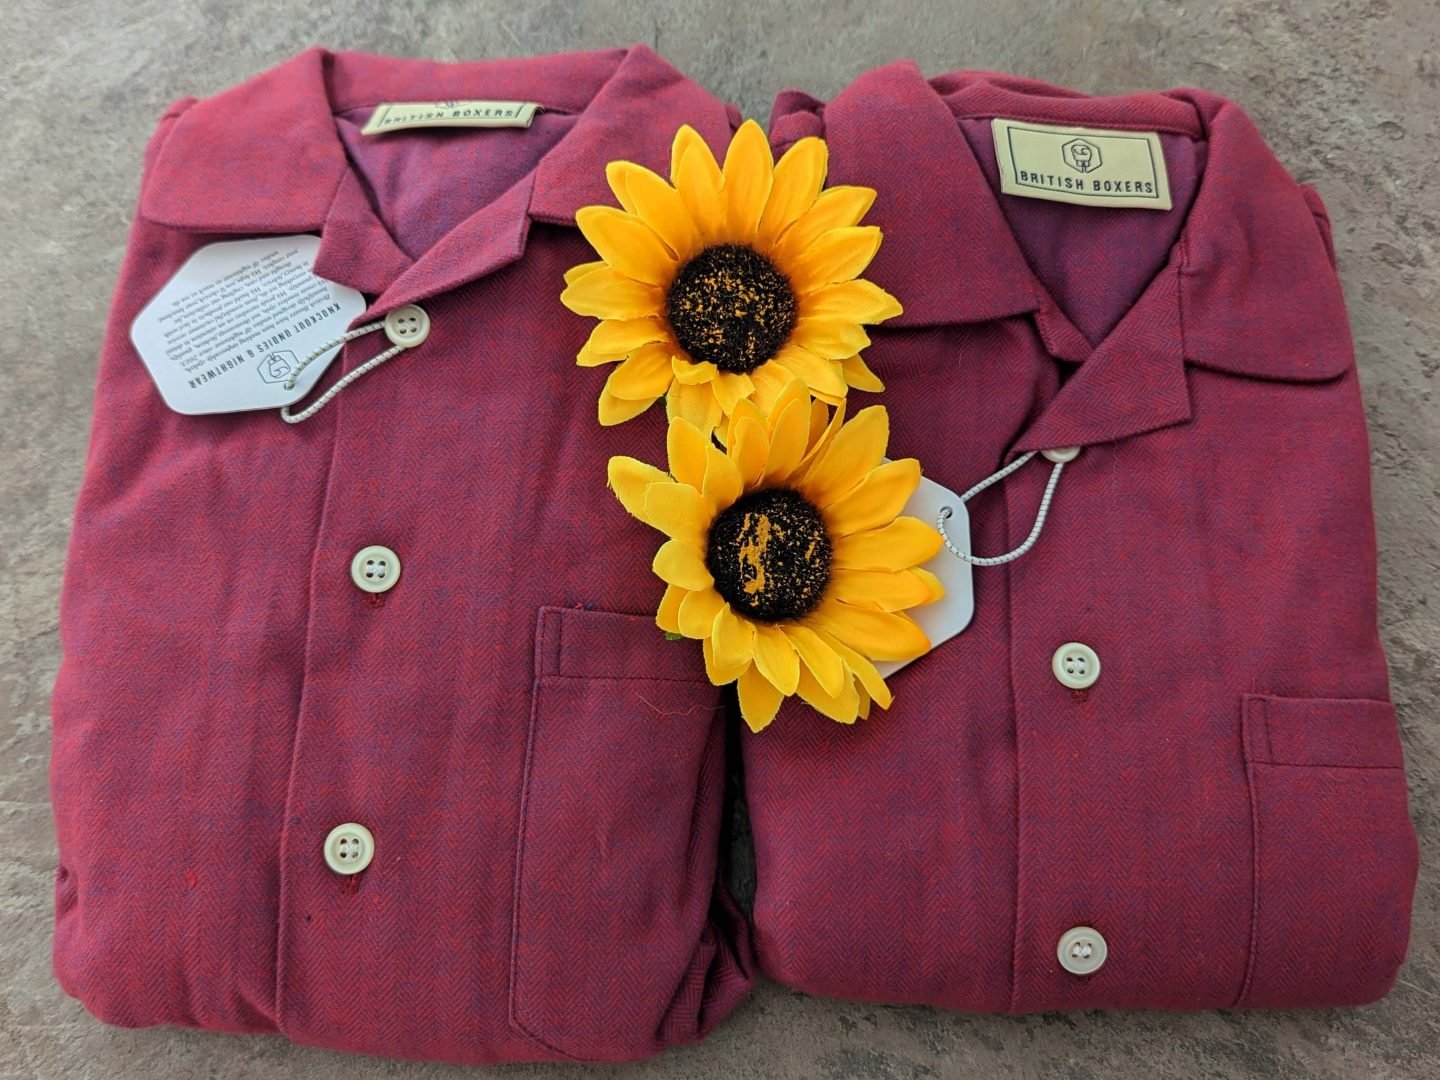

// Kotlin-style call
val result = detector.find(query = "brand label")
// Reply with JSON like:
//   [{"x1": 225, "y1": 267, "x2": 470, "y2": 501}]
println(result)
[
  {"x1": 129, "y1": 235, "x2": 365, "y2": 415},
  {"x1": 991, "y1": 118, "x2": 1172, "y2": 210},
  {"x1": 361, "y1": 100, "x2": 542, "y2": 135}
]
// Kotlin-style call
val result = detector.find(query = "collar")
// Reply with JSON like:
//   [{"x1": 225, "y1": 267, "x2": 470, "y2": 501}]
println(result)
[
  {"x1": 770, "y1": 63, "x2": 1353, "y2": 450},
  {"x1": 140, "y1": 46, "x2": 735, "y2": 307}
]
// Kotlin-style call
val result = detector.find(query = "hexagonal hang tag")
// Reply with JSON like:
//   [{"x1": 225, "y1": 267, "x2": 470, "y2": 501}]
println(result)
[{"x1": 129, "y1": 235, "x2": 366, "y2": 415}]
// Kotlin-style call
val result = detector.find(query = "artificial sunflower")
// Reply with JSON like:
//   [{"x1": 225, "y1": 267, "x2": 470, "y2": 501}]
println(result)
[
  {"x1": 607, "y1": 378, "x2": 943, "y2": 731},
  {"x1": 562, "y1": 119, "x2": 902, "y2": 434}
]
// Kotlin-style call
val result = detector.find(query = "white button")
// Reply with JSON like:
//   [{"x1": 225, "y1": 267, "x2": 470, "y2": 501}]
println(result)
[
  {"x1": 351, "y1": 545, "x2": 400, "y2": 593},
  {"x1": 1052, "y1": 641, "x2": 1100, "y2": 689},
  {"x1": 323, "y1": 822, "x2": 374, "y2": 875},
  {"x1": 1058, "y1": 926, "x2": 1107, "y2": 975},
  {"x1": 383, "y1": 304, "x2": 430, "y2": 347},
  {"x1": 1042, "y1": 445, "x2": 1082, "y2": 463}
]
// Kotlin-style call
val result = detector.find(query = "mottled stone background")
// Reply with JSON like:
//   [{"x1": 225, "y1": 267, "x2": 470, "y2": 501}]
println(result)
[{"x1": 2, "y1": 1, "x2": 1436, "y2": 1077}]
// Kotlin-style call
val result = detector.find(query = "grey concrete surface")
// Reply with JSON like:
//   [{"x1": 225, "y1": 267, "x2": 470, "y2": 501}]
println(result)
[{"x1": 3, "y1": 1, "x2": 1438, "y2": 1077}]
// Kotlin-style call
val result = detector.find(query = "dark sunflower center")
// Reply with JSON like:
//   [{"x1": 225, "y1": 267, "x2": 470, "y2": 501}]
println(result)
[
  {"x1": 704, "y1": 487, "x2": 832, "y2": 623},
  {"x1": 666, "y1": 244, "x2": 797, "y2": 373}
]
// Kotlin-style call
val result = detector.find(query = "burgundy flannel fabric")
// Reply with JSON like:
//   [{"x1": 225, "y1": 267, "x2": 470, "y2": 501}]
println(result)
[
  {"x1": 50, "y1": 46, "x2": 752, "y2": 1064},
  {"x1": 745, "y1": 64, "x2": 1418, "y2": 1012}
]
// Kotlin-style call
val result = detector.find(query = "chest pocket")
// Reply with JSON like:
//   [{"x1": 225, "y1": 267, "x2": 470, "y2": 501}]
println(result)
[
  {"x1": 509, "y1": 605, "x2": 745, "y2": 1061},
  {"x1": 1237, "y1": 693, "x2": 1418, "y2": 1007}
]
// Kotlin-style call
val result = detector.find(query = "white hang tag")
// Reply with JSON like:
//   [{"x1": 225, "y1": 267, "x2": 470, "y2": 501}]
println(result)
[
  {"x1": 129, "y1": 235, "x2": 366, "y2": 415},
  {"x1": 875, "y1": 472, "x2": 974, "y2": 679}
]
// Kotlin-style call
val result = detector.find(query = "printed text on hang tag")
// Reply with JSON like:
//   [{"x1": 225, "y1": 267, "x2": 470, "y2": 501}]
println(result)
[{"x1": 129, "y1": 235, "x2": 366, "y2": 415}]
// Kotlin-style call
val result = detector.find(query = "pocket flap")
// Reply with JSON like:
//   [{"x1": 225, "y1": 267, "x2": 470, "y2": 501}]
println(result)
[
  {"x1": 534, "y1": 605, "x2": 708, "y2": 684},
  {"x1": 1242, "y1": 693, "x2": 1403, "y2": 769}
]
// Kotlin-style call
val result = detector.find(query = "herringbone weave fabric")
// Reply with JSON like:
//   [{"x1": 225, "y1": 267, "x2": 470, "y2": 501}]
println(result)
[
  {"x1": 50, "y1": 46, "x2": 753, "y2": 1064},
  {"x1": 743, "y1": 64, "x2": 1418, "y2": 1013}
]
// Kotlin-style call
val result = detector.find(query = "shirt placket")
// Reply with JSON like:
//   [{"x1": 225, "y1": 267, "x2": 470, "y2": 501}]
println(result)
[
  {"x1": 268, "y1": 181, "x2": 514, "y2": 1049},
  {"x1": 1001, "y1": 312, "x2": 1252, "y2": 1011}
]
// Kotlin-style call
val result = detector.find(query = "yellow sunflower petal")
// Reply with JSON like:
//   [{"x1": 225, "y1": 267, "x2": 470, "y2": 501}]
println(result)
[
  {"x1": 703, "y1": 634, "x2": 749, "y2": 685},
  {"x1": 856, "y1": 683, "x2": 872, "y2": 721},
  {"x1": 670, "y1": 124, "x2": 718, "y2": 184},
  {"x1": 713, "y1": 604, "x2": 757, "y2": 672},
  {"x1": 784, "y1": 622, "x2": 846, "y2": 698},
  {"x1": 830, "y1": 567, "x2": 943, "y2": 612},
  {"x1": 604, "y1": 344, "x2": 675, "y2": 401},
  {"x1": 666, "y1": 416, "x2": 710, "y2": 489},
  {"x1": 608, "y1": 456, "x2": 670, "y2": 521},
  {"x1": 671, "y1": 125, "x2": 726, "y2": 243},
  {"x1": 822, "y1": 458, "x2": 922, "y2": 533},
  {"x1": 794, "y1": 663, "x2": 861, "y2": 724},
  {"x1": 729, "y1": 416, "x2": 769, "y2": 488},
  {"x1": 574, "y1": 206, "x2": 678, "y2": 287},
  {"x1": 666, "y1": 380, "x2": 724, "y2": 435},
  {"x1": 790, "y1": 317, "x2": 872, "y2": 360},
  {"x1": 914, "y1": 567, "x2": 945, "y2": 603},
  {"x1": 752, "y1": 624, "x2": 800, "y2": 695},
  {"x1": 832, "y1": 516, "x2": 943, "y2": 570},
  {"x1": 563, "y1": 259, "x2": 606, "y2": 286},
  {"x1": 562, "y1": 267, "x2": 665, "y2": 320},
  {"x1": 578, "y1": 317, "x2": 669, "y2": 366},
  {"x1": 772, "y1": 343, "x2": 848, "y2": 398},
  {"x1": 643, "y1": 481, "x2": 715, "y2": 541},
  {"x1": 598, "y1": 388, "x2": 657, "y2": 426},
  {"x1": 723, "y1": 119, "x2": 774, "y2": 241},
  {"x1": 840, "y1": 353, "x2": 886, "y2": 393},
  {"x1": 763, "y1": 376, "x2": 814, "y2": 432},
  {"x1": 771, "y1": 185, "x2": 877, "y2": 266},
  {"x1": 794, "y1": 399, "x2": 846, "y2": 482},
  {"x1": 796, "y1": 405, "x2": 888, "y2": 505},
  {"x1": 814, "y1": 627, "x2": 893, "y2": 709},
  {"x1": 725, "y1": 397, "x2": 766, "y2": 435},
  {"x1": 749, "y1": 361, "x2": 794, "y2": 413},
  {"x1": 756, "y1": 136, "x2": 828, "y2": 247},
  {"x1": 760, "y1": 397, "x2": 812, "y2": 484},
  {"x1": 799, "y1": 278, "x2": 904, "y2": 320},
  {"x1": 653, "y1": 537, "x2": 712, "y2": 591},
  {"x1": 657, "y1": 583, "x2": 687, "y2": 634},
  {"x1": 806, "y1": 399, "x2": 830, "y2": 451},
  {"x1": 809, "y1": 598, "x2": 930, "y2": 662},
  {"x1": 678, "y1": 586, "x2": 725, "y2": 638},
  {"x1": 737, "y1": 662, "x2": 784, "y2": 733},
  {"x1": 711, "y1": 371, "x2": 754, "y2": 415},
  {"x1": 672, "y1": 355, "x2": 720, "y2": 385},
  {"x1": 702, "y1": 442, "x2": 744, "y2": 508},
  {"x1": 786, "y1": 226, "x2": 883, "y2": 291},
  {"x1": 606, "y1": 160, "x2": 702, "y2": 260}
]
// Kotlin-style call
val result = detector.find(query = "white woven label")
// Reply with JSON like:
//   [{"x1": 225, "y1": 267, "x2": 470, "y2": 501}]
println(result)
[
  {"x1": 129, "y1": 235, "x2": 365, "y2": 415},
  {"x1": 991, "y1": 118, "x2": 1172, "y2": 210},
  {"x1": 875, "y1": 473, "x2": 975, "y2": 679},
  {"x1": 361, "y1": 100, "x2": 541, "y2": 135}
]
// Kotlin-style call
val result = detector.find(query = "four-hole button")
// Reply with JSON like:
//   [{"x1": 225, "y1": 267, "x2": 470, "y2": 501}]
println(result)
[
  {"x1": 1052, "y1": 641, "x2": 1100, "y2": 689},
  {"x1": 351, "y1": 545, "x2": 400, "y2": 594},
  {"x1": 383, "y1": 304, "x2": 430, "y2": 347},
  {"x1": 323, "y1": 822, "x2": 374, "y2": 875}
]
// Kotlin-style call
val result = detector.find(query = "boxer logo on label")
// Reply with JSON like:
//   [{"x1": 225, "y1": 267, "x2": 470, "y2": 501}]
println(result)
[{"x1": 1062, "y1": 138, "x2": 1102, "y2": 173}]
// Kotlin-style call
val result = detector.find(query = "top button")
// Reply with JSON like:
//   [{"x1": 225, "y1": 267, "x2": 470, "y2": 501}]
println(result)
[
  {"x1": 1042, "y1": 446, "x2": 1082, "y2": 463},
  {"x1": 384, "y1": 304, "x2": 430, "y2": 347}
]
